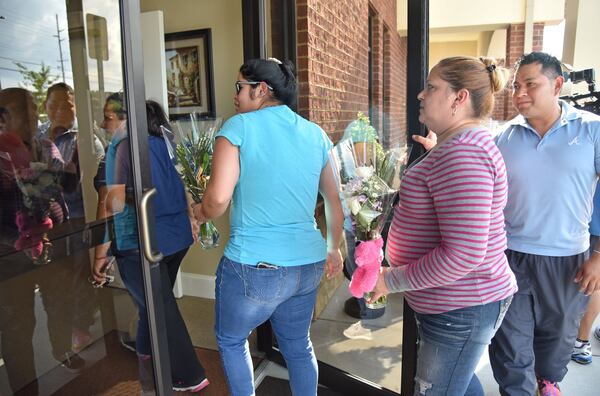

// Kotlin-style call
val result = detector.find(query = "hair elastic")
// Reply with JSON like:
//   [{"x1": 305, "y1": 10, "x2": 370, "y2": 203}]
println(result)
[{"x1": 486, "y1": 64, "x2": 496, "y2": 73}]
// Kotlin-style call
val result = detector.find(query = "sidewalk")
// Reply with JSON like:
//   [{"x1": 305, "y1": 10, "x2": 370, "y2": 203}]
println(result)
[{"x1": 479, "y1": 314, "x2": 600, "y2": 395}]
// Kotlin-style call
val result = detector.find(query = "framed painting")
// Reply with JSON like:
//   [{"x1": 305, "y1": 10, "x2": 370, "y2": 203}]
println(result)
[{"x1": 164, "y1": 28, "x2": 215, "y2": 119}]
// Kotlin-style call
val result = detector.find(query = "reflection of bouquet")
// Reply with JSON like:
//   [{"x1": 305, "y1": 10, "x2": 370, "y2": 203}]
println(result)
[
  {"x1": 173, "y1": 114, "x2": 222, "y2": 249},
  {"x1": 12, "y1": 162, "x2": 63, "y2": 264},
  {"x1": 332, "y1": 113, "x2": 410, "y2": 305}
]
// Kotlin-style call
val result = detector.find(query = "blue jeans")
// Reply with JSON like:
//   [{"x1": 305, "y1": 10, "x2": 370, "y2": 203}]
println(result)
[
  {"x1": 413, "y1": 297, "x2": 512, "y2": 396},
  {"x1": 115, "y1": 248, "x2": 205, "y2": 385},
  {"x1": 215, "y1": 256, "x2": 325, "y2": 396}
]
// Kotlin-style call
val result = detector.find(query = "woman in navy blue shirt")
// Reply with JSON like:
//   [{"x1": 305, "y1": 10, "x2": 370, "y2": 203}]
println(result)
[{"x1": 93, "y1": 99, "x2": 208, "y2": 393}]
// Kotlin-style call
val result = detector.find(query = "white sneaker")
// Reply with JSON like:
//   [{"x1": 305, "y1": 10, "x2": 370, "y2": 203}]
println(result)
[
  {"x1": 594, "y1": 326, "x2": 600, "y2": 342},
  {"x1": 571, "y1": 339, "x2": 592, "y2": 365},
  {"x1": 343, "y1": 321, "x2": 373, "y2": 340}
]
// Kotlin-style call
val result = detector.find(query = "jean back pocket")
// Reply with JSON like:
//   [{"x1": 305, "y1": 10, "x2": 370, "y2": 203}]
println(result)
[{"x1": 241, "y1": 264, "x2": 286, "y2": 304}]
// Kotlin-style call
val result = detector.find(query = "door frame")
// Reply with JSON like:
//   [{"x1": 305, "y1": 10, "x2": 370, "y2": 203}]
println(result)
[
  {"x1": 120, "y1": 1, "x2": 175, "y2": 394},
  {"x1": 249, "y1": 0, "x2": 429, "y2": 395}
]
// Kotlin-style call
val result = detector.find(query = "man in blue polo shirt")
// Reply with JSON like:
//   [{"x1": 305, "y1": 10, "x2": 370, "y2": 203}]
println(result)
[{"x1": 490, "y1": 52, "x2": 600, "y2": 396}]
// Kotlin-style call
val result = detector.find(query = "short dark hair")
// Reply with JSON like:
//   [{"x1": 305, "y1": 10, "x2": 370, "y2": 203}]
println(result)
[
  {"x1": 146, "y1": 100, "x2": 170, "y2": 137},
  {"x1": 515, "y1": 52, "x2": 563, "y2": 79},
  {"x1": 105, "y1": 92, "x2": 126, "y2": 120},
  {"x1": 240, "y1": 58, "x2": 297, "y2": 107},
  {"x1": 46, "y1": 82, "x2": 74, "y2": 99}
]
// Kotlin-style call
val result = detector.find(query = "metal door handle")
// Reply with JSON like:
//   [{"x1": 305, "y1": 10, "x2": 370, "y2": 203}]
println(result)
[{"x1": 140, "y1": 187, "x2": 164, "y2": 263}]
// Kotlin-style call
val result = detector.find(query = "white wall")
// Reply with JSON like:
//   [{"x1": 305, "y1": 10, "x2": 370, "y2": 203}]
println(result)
[
  {"x1": 430, "y1": 41, "x2": 478, "y2": 68},
  {"x1": 562, "y1": 0, "x2": 600, "y2": 95},
  {"x1": 141, "y1": 11, "x2": 169, "y2": 111},
  {"x1": 398, "y1": 0, "x2": 565, "y2": 34},
  {"x1": 487, "y1": 29, "x2": 507, "y2": 59}
]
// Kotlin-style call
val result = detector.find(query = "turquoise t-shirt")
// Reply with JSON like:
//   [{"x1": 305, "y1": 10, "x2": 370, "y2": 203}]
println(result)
[{"x1": 216, "y1": 105, "x2": 332, "y2": 266}]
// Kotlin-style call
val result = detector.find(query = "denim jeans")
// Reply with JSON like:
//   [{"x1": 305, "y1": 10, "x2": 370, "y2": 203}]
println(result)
[
  {"x1": 215, "y1": 256, "x2": 325, "y2": 396},
  {"x1": 413, "y1": 297, "x2": 512, "y2": 396}
]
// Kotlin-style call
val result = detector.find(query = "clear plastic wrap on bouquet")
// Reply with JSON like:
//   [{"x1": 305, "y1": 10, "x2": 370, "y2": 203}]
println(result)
[
  {"x1": 172, "y1": 113, "x2": 223, "y2": 250},
  {"x1": 331, "y1": 137, "x2": 410, "y2": 242},
  {"x1": 330, "y1": 112, "x2": 411, "y2": 302}
]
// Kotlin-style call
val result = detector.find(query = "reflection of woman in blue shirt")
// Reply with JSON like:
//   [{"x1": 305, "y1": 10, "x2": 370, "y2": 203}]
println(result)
[
  {"x1": 193, "y1": 58, "x2": 344, "y2": 396},
  {"x1": 93, "y1": 98, "x2": 208, "y2": 393}
]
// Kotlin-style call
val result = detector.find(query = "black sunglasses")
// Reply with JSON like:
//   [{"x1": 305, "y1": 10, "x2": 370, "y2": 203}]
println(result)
[{"x1": 234, "y1": 81, "x2": 274, "y2": 95}]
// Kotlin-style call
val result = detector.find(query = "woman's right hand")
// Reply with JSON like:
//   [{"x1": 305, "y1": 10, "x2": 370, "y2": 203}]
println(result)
[
  {"x1": 325, "y1": 249, "x2": 343, "y2": 279},
  {"x1": 92, "y1": 256, "x2": 110, "y2": 283},
  {"x1": 412, "y1": 131, "x2": 437, "y2": 151},
  {"x1": 192, "y1": 202, "x2": 207, "y2": 224},
  {"x1": 93, "y1": 243, "x2": 112, "y2": 283}
]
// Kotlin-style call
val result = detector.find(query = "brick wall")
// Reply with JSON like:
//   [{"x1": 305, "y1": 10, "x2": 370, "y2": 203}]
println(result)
[
  {"x1": 372, "y1": 0, "x2": 406, "y2": 149},
  {"x1": 492, "y1": 22, "x2": 545, "y2": 121},
  {"x1": 296, "y1": 0, "x2": 407, "y2": 146}
]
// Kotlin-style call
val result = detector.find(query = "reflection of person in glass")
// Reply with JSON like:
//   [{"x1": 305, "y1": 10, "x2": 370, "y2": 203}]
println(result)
[
  {"x1": 37, "y1": 83, "x2": 104, "y2": 221},
  {"x1": 0, "y1": 87, "x2": 76, "y2": 394},
  {"x1": 192, "y1": 58, "x2": 344, "y2": 396},
  {"x1": 369, "y1": 57, "x2": 518, "y2": 395},
  {"x1": 94, "y1": 93, "x2": 127, "y2": 235},
  {"x1": 35, "y1": 83, "x2": 103, "y2": 366},
  {"x1": 93, "y1": 98, "x2": 209, "y2": 393}
]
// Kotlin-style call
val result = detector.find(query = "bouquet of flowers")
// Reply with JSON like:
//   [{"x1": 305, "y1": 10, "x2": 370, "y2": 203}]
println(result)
[
  {"x1": 12, "y1": 161, "x2": 63, "y2": 264},
  {"x1": 332, "y1": 113, "x2": 411, "y2": 307},
  {"x1": 172, "y1": 113, "x2": 223, "y2": 249}
]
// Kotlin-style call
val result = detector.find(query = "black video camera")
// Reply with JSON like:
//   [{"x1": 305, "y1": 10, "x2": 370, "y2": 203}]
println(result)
[{"x1": 565, "y1": 68, "x2": 596, "y2": 93}]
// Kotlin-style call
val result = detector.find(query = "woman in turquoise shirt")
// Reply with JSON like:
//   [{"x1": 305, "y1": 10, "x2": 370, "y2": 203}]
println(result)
[{"x1": 193, "y1": 58, "x2": 344, "y2": 396}]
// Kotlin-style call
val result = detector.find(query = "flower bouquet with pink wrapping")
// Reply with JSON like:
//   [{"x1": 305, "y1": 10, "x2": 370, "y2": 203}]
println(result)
[{"x1": 332, "y1": 113, "x2": 410, "y2": 308}]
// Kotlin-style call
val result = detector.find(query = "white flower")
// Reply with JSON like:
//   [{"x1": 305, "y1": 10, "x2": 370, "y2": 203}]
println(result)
[
  {"x1": 357, "y1": 208, "x2": 381, "y2": 231},
  {"x1": 347, "y1": 196, "x2": 362, "y2": 215},
  {"x1": 355, "y1": 166, "x2": 374, "y2": 178}
]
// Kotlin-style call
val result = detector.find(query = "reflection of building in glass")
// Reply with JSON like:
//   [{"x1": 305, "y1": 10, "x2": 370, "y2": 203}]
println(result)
[{"x1": 167, "y1": 46, "x2": 201, "y2": 108}]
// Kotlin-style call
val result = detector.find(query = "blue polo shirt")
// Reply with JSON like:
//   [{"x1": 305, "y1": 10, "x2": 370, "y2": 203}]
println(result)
[
  {"x1": 495, "y1": 100, "x2": 600, "y2": 256},
  {"x1": 216, "y1": 105, "x2": 332, "y2": 266},
  {"x1": 590, "y1": 184, "x2": 600, "y2": 237}
]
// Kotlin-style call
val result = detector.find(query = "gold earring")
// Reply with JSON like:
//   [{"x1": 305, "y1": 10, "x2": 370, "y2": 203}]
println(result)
[{"x1": 452, "y1": 106, "x2": 457, "y2": 116}]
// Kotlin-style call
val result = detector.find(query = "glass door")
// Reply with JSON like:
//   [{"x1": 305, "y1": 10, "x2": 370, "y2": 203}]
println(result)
[
  {"x1": 0, "y1": 0, "x2": 173, "y2": 394},
  {"x1": 242, "y1": 1, "x2": 419, "y2": 395}
]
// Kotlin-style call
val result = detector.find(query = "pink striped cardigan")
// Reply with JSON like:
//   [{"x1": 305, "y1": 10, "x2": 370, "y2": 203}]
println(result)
[{"x1": 385, "y1": 128, "x2": 517, "y2": 314}]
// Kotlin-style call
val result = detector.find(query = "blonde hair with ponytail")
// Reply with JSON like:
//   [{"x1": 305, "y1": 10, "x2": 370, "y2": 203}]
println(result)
[{"x1": 435, "y1": 56, "x2": 509, "y2": 120}]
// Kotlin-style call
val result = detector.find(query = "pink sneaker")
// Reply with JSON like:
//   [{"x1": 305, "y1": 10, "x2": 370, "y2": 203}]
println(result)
[
  {"x1": 173, "y1": 378, "x2": 209, "y2": 393},
  {"x1": 537, "y1": 377, "x2": 561, "y2": 396}
]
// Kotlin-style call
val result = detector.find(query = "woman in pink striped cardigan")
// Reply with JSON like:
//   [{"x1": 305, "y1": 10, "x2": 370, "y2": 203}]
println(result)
[{"x1": 370, "y1": 56, "x2": 517, "y2": 395}]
